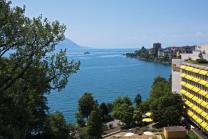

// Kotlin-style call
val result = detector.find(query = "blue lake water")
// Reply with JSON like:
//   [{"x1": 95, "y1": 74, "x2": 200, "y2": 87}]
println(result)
[{"x1": 47, "y1": 48, "x2": 171, "y2": 123}]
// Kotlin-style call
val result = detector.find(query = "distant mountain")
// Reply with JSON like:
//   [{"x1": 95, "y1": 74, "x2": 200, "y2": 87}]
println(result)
[{"x1": 56, "y1": 38, "x2": 83, "y2": 50}]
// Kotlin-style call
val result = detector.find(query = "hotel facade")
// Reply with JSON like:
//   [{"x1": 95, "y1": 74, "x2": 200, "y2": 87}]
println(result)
[{"x1": 172, "y1": 45, "x2": 208, "y2": 134}]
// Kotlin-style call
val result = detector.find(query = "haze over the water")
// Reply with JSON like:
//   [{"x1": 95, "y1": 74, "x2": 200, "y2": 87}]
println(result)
[{"x1": 12, "y1": 0, "x2": 208, "y2": 48}]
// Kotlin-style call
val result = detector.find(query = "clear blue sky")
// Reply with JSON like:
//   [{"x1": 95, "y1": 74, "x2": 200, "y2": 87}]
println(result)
[{"x1": 11, "y1": 0, "x2": 208, "y2": 48}]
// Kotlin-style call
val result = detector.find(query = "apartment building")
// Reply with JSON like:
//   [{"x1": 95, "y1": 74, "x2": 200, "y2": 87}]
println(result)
[{"x1": 172, "y1": 44, "x2": 208, "y2": 134}]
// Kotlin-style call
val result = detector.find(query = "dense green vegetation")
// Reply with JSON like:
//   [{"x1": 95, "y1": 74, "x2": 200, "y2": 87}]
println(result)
[
  {"x1": 75, "y1": 92, "x2": 113, "y2": 138},
  {"x1": 0, "y1": 1, "x2": 79, "y2": 139},
  {"x1": 126, "y1": 46, "x2": 171, "y2": 64},
  {"x1": 185, "y1": 58, "x2": 208, "y2": 65},
  {"x1": 112, "y1": 96, "x2": 142, "y2": 128},
  {"x1": 187, "y1": 131, "x2": 201, "y2": 139},
  {"x1": 86, "y1": 108, "x2": 103, "y2": 138},
  {"x1": 141, "y1": 76, "x2": 184, "y2": 127},
  {"x1": 75, "y1": 76, "x2": 184, "y2": 138}
]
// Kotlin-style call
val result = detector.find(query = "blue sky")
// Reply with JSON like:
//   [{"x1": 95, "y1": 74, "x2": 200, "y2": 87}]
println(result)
[{"x1": 11, "y1": 0, "x2": 208, "y2": 48}]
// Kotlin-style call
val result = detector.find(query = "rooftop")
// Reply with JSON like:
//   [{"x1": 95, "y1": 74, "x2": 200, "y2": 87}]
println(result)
[{"x1": 164, "y1": 126, "x2": 186, "y2": 132}]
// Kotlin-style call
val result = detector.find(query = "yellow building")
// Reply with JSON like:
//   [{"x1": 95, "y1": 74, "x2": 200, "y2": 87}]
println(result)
[{"x1": 179, "y1": 63, "x2": 208, "y2": 133}]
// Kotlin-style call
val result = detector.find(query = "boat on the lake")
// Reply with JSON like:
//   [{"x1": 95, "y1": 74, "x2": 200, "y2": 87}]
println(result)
[{"x1": 84, "y1": 51, "x2": 90, "y2": 54}]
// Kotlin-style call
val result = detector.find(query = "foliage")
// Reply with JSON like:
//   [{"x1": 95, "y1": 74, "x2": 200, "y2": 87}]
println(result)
[
  {"x1": 149, "y1": 76, "x2": 171, "y2": 101},
  {"x1": 75, "y1": 112, "x2": 85, "y2": 127},
  {"x1": 133, "y1": 108, "x2": 143, "y2": 126},
  {"x1": 188, "y1": 130, "x2": 201, "y2": 139},
  {"x1": 113, "y1": 103, "x2": 135, "y2": 128},
  {"x1": 134, "y1": 94, "x2": 142, "y2": 107},
  {"x1": 139, "y1": 76, "x2": 183, "y2": 127},
  {"x1": 186, "y1": 58, "x2": 208, "y2": 65},
  {"x1": 87, "y1": 108, "x2": 103, "y2": 139},
  {"x1": 196, "y1": 58, "x2": 208, "y2": 64},
  {"x1": 41, "y1": 112, "x2": 77, "y2": 139},
  {"x1": 99, "y1": 102, "x2": 112, "y2": 122},
  {"x1": 198, "y1": 51, "x2": 203, "y2": 60},
  {"x1": 99, "y1": 103, "x2": 109, "y2": 117},
  {"x1": 126, "y1": 46, "x2": 171, "y2": 64},
  {"x1": 138, "y1": 99, "x2": 151, "y2": 113},
  {"x1": 0, "y1": 1, "x2": 79, "y2": 138},
  {"x1": 78, "y1": 92, "x2": 96, "y2": 119},
  {"x1": 150, "y1": 93, "x2": 184, "y2": 127},
  {"x1": 77, "y1": 127, "x2": 88, "y2": 139},
  {"x1": 113, "y1": 96, "x2": 132, "y2": 108},
  {"x1": 112, "y1": 96, "x2": 141, "y2": 128}
]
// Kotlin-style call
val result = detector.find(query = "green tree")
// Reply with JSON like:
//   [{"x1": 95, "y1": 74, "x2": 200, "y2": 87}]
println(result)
[
  {"x1": 150, "y1": 94, "x2": 184, "y2": 127},
  {"x1": 150, "y1": 76, "x2": 171, "y2": 101},
  {"x1": 112, "y1": 104, "x2": 134, "y2": 128},
  {"x1": 112, "y1": 97, "x2": 134, "y2": 128},
  {"x1": 106, "y1": 103, "x2": 113, "y2": 113},
  {"x1": 133, "y1": 108, "x2": 143, "y2": 126},
  {"x1": 75, "y1": 112, "x2": 85, "y2": 127},
  {"x1": 134, "y1": 94, "x2": 142, "y2": 107},
  {"x1": 0, "y1": 1, "x2": 79, "y2": 138},
  {"x1": 112, "y1": 96, "x2": 132, "y2": 109},
  {"x1": 78, "y1": 93, "x2": 96, "y2": 119},
  {"x1": 138, "y1": 99, "x2": 150, "y2": 113},
  {"x1": 99, "y1": 103, "x2": 110, "y2": 122},
  {"x1": 87, "y1": 109, "x2": 103, "y2": 139},
  {"x1": 42, "y1": 112, "x2": 77, "y2": 139}
]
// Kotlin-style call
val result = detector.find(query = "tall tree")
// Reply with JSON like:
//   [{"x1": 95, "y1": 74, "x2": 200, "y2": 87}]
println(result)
[
  {"x1": 150, "y1": 76, "x2": 171, "y2": 101},
  {"x1": 112, "y1": 96, "x2": 132, "y2": 109},
  {"x1": 42, "y1": 112, "x2": 77, "y2": 139},
  {"x1": 150, "y1": 94, "x2": 184, "y2": 127},
  {"x1": 87, "y1": 109, "x2": 103, "y2": 139},
  {"x1": 133, "y1": 108, "x2": 143, "y2": 126},
  {"x1": 112, "y1": 97, "x2": 134, "y2": 128},
  {"x1": 0, "y1": 1, "x2": 79, "y2": 138},
  {"x1": 78, "y1": 93, "x2": 96, "y2": 119},
  {"x1": 99, "y1": 103, "x2": 110, "y2": 122},
  {"x1": 112, "y1": 104, "x2": 135, "y2": 128},
  {"x1": 134, "y1": 94, "x2": 142, "y2": 107}
]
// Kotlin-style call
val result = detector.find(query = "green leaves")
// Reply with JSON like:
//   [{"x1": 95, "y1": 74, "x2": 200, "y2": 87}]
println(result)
[
  {"x1": 87, "y1": 108, "x2": 103, "y2": 139},
  {"x1": 0, "y1": 1, "x2": 79, "y2": 138},
  {"x1": 150, "y1": 76, "x2": 171, "y2": 101},
  {"x1": 78, "y1": 93, "x2": 96, "y2": 119},
  {"x1": 112, "y1": 96, "x2": 140, "y2": 128},
  {"x1": 150, "y1": 91, "x2": 183, "y2": 127}
]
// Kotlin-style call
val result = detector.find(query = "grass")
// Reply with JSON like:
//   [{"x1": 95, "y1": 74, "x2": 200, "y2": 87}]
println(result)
[
  {"x1": 187, "y1": 130, "x2": 201, "y2": 139},
  {"x1": 185, "y1": 59, "x2": 208, "y2": 66}
]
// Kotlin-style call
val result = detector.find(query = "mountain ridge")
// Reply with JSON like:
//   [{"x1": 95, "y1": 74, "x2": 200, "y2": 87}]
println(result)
[{"x1": 57, "y1": 38, "x2": 85, "y2": 50}]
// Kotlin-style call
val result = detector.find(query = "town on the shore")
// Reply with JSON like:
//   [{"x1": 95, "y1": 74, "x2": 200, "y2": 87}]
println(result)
[{"x1": 126, "y1": 42, "x2": 196, "y2": 64}]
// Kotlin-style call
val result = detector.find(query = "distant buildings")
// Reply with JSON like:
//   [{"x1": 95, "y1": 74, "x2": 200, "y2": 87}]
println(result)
[
  {"x1": 180, "y1": 44, "x2": 208, "y2": 60},
  {"x1": 172, "y1": 44, "x2": 208, "y2": 135},
  {"x1": 158, "y1": 45, "x2": 195, "y2": 59},
  {"x1": 153, "y1": 42, "x2": 162, "y2": 56},
  {"x1": 147, "y1": 42, "x2": 195, "y2": 60}
]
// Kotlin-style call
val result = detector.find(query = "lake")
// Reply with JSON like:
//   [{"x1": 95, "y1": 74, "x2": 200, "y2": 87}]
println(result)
[{"x1": 47, "y1": 48, "x2": 171, "y2": 123}]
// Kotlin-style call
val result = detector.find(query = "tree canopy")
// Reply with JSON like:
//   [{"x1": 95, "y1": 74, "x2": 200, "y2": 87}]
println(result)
[
  {"x1": 112, "y1": 96, "x2": 141, "y2": 128},
  {"x1": 78, "y1": 92, "x2": 96, "y2": 119},
  {"x1": 87, "y1": 108, "x2": 103, "y2": 139},
  {"x1": 0, "y1": 1, "x2": 79, "y2": 138},
  {"x1": 149, "y1": 76, "x2": 171, "y2": 101},
  {"x1": 150, "y1": 93, "x2": 184, "y2": 127},
  {"x1": 134, "y1": 94, "x2": 142, "y2": 107}
]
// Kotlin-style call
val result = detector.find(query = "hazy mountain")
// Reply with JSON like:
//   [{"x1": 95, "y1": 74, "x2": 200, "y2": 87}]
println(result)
[{"x1": 56, "y1": 38, "x2": 83, "y2": 50}]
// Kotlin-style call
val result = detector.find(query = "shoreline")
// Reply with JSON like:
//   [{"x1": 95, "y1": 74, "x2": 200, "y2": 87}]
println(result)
[{"x1": 125, "y1": 55, "x2": 171, "y2": 65}]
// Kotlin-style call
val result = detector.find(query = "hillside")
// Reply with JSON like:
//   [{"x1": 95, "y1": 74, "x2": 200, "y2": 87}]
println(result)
[{"x1": 57, "y1": 38, "x2": 83, "y2": 50}]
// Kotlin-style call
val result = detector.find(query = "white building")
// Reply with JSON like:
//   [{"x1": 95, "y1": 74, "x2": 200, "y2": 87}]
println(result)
[{"x1": 181, "y1": 44, "x2": 208, "y2": 61}]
